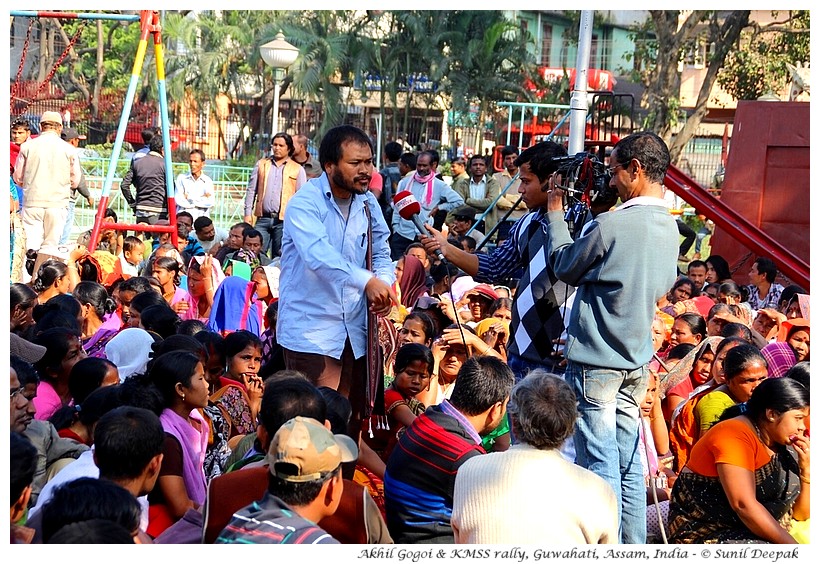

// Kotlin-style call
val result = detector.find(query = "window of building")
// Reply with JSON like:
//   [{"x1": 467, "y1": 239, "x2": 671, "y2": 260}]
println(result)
[{"x1": 541, "y1": 23, "x2": 552, "y2": 66}]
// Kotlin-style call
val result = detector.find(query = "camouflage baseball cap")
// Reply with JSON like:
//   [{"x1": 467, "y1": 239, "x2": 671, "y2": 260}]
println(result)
[{"x1": 267, "y1": 416, "x2": 358, "y2": 483}]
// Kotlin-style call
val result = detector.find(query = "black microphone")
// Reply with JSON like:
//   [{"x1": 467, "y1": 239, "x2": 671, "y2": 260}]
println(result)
[{"x1": 393, "y1": 190, "x2": 446, "y2": 263}]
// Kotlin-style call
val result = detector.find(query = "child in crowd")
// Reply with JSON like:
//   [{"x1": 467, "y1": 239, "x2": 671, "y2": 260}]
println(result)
[
  {"x1": 119, "y1": 236, "x2": 145, "y2": 278},
  {"x1": 381, "y1": 343, "x2": 433, "y2": 462}
]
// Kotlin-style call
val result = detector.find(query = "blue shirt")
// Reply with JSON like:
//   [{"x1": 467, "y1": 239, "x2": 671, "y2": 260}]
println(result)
[{"x1": 277, "y1": 174, "x2": 394, "y2": 359}]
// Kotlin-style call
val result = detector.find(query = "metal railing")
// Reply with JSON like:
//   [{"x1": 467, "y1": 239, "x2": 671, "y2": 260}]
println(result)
[{"x1": 68, "y1": 157, "x2": 254, "y2": 243}]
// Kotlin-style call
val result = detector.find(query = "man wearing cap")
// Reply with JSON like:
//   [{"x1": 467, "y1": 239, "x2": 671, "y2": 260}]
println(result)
[
  {"x1": 59, "y1": 127, "x2": 95, "y2": 245},
  {"x1": 12, "y1": 111, "x2": 82, "y2": 259},
  {"x1": 390, "y1": 150, "x2": 463, "y2": 260},
  {"x1": 216, "y1": 416, "x2": 356, "y2": 544},
  {"x1": 243, "y1": 132, "x2": 307, "y2": 259},
  {"x1": 449, "y1": 205, "x2": 485, "y2": 247}
]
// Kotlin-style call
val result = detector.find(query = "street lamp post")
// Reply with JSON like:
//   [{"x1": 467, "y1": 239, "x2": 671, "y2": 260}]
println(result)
[{"x1": 260, "y1": 31, "x2": 299, "y2": 138}]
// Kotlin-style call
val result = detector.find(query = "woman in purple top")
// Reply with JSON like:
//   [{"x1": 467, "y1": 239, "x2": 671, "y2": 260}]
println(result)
[
  {"x1": 73, "y1": 281, "x2": 122, "y2": 358},
  {"x1": 152, "y1": 256, "x2": 192, "y2": 317}
]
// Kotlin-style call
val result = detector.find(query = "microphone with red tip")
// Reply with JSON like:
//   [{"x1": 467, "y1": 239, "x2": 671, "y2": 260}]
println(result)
[{"x1": 393, "y1": 190, "x2": 446, "y2": 263}]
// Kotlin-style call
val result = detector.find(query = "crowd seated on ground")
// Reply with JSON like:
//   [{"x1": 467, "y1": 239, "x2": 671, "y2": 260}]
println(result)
[{"x1": 9, "y1": 129, "x2": 810, "y2": 546}]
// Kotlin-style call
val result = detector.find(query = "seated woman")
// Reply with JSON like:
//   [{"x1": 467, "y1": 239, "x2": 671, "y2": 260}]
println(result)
[
  {"x1": 207, "y1": 276, "x2": 264, "y2": 337},
  {"x1": 32, "y1": 327, "x2": 88, "y2": 420},
  {"x1": 10, "y1": 282, "x2": 37, "y2": 337},
  {"x1": 152, "y1": 256, "x2": 191, "y2": 316},
  {"x1": 33, "y1": 258, "x2": 78, "y2": 305},
  {"x1": 668, "y1": 377, "x2": 810, "y2": 543},
  {"x1": 661, "y1": 336, "x2": 721, "y2": 424},
  {"x1": 669, "y1": 312, "x2": 707, "y2": 348},
  {"x1": 761, "y1": 341, "x2": 798, "y2": 379},
  {"x1": 486, "y1": 297, "x2": 512, "y2": 323},
  {"x1": 209, "y1": 330, "x2": 265, "y2": 439},
  {"x1": 146, "y1": 350, "x2": 210, "y2": 537},
  {"x1": 695, "y1": 343, "x2": 769, "y2": 434},
  {"x1": 72, "y1": 281, "x2": 121, "y2": 358},
  {"x1": 658, "y1": 276, "x2": 699, "y2": 316},
  {"x1": 704, "y1": 254, "x2": 734, "y2": 286},
  {"x1": 475, "y1": 317, "x2": 510, "y2": 363},
  {"x1": 183, "y1": 255, "x2": 224, "y2": 322},
  {"x1": 416, "y1": 325, "x2": 471, "y2": 407},
  {"x1": 640, "y1": 370, "x2": 678, "y2": 543},
  {"x1": 383, "y1": 311, "x2": 437, "y2": 383},
  {"x1": 778, "y1": 319, "x2": 810, "y2": 363},
  {"x1": 250, "y1": 264, "x2": 280, "y2": 318}
]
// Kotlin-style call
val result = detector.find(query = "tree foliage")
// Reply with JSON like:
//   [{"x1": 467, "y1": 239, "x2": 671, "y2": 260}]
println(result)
[{"x1": 717, "y1": 10, "x2": 810, "y2": 101}]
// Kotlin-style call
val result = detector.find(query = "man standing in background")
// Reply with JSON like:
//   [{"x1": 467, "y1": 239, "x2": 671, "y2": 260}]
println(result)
[
  {"x1": 244, "y1": 132, "x2": 307, "y2": 258},
  {"x1": 175, "y1": 148, "x2": 214, "y2": 220}
]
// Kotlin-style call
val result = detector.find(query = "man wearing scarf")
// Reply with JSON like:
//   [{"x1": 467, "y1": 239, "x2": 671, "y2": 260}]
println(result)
[{"x1": 389, "y1": 151, "x2": 463, "y2": 260}]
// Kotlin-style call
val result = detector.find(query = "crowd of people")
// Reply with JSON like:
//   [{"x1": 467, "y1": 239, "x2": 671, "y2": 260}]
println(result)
[{"x1": 9, "y1": 114, "x2": 810, "y2": 546}]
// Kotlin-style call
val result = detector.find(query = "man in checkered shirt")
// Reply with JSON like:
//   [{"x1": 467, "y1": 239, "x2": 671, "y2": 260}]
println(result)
[{"x1": 420, "y1": 141, "x2": 573, "y2": 382}]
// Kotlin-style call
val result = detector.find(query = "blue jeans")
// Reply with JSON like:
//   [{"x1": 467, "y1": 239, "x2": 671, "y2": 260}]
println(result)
[
  {"x1": 567, "y1": 360, "x2": 648, "y2": 544},
  {"x1": 254, "y1": 215, "x2": 283, "y2": 258},
  {"x1": 507, "y1": 352, "x2": 563, "y2": 384},
  {"x1": 60, "y1": 198, "x2": 78, "y2": 245}
]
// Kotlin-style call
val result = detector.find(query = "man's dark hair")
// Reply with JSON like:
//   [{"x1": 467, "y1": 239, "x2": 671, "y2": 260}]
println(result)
[
  {"x1": 148, "y1": 134, "x2": 164, "y2": 154},
  {"x1": 754, "y1": 257, "x2": 778, "y2": 284},
  {"x1": 258, "y1": 374, "x2": 326, "y2": 445},
  {"x1": 458, "y1": 234, "x2": 477, "y2": 252},
  {"x1": 140, "y1": 304, "x2": 181, "y2": 339},
  {"x1": 720, "y1": 322, "x2": 753, "y2": 342},
  {"x1": 190, "y1": 148, "x2": 206, "y2": 161},
  {"x1": 129, "y1": 290, "x2": 168, "y2": 316},
  {"x1": 449, "y1": 355, "x2": 515, "y2": 416},
  {"x1": 319, "y1": 125, "x2": 373, "y2": 169},
  {"x1": 231, "y1": 221, "x2": 253, "y2": 232},
  {"x1": 12, "y1": 118, "x2": 31, "y2": 131},
  {"x1": 177, "y1": 319, "x2": 207, "y2": 336},
  {"x1": 500, "y1": 145, "x2": 519, "y2": 158},
  {"x1": 272, "y1": 132, "x2": 295, "y2": 156},
  {"x1": 119, "y1": 276, "x2": 154, "y2": 296},
  {"x1": 10, "y1": 432, "x2": 37, "y2": 506},
  {"x1": 384, "y1": 141, "x2": 402, "y2": 162},
  {"x1": 243, "y1": 228, "x2": 263, "y2": 242},
  {"x1": 424, "y1": 150, "x2": 440, "y2": 167},
  {"x1": 515, "y1": 141, "x2": 569, "y2": 183},
  {"x1": 94, "y1": 406, "x2": 165, "y2": 481},
  {"x1": 399, "y1": 152, "x2": 417, "y2": 170},
  {"x1": 269, "y1": 467, "x2": 339, "y2": 507},
  {"x1": 141, "y1": 127, "x2": 159, "y2": 144},
  {"x1": 688, "y1": 259, "x2": 707, "y2": 272},
  {"x1": 11, "y1": 354, "x2": 40, "y2": 386},
  {"x1": 193, "y1": 215, "x2": 213, "y2": 232},
  {"x1": 40, "y1": 478, "x2": 141, "y2": 543},
  {"x1": 47, "y1": 519, "x2": 135, "y2": 544},
  {"x1": 611, "y1": 131, "x2": 670, "y2": 184},
  {"x1": 468, "y1": 154, "x2": 486, "y2": 167},
  {"x1": 177, "y1": 211, "x2": 194, "y2": 223}
]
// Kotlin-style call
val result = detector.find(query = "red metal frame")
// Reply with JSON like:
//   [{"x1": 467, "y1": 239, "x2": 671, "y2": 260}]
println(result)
[{"x1": 664, "y1": 164, "x2": 809, "y2": 290}]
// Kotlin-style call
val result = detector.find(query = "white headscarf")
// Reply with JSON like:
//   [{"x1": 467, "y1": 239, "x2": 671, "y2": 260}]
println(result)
[{"x1": 105, "y1": 328, "x2": 156, "y2": 382}]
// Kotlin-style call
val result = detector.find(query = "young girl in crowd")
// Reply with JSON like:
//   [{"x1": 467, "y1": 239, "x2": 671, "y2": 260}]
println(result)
[
  {"x1": 210, "y1": 330, "x2": 264, "y2": 438},
  {"x1": 152, "y1": 256, "x2": 191, "y2": 315},
  {"x1": 380, "y1": 343, "x2": 434, "y2": 462}
]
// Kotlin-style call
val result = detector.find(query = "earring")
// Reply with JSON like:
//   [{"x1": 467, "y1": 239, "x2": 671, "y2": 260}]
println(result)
[{"x1": 181, "y1": 393, "x2": 186, "y2": 402}]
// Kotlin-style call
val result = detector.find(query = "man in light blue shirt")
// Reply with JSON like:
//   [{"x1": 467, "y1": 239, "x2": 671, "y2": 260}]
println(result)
[
  {"x1": 390, "y1": 150, "x2": 463, "y2": 260},
  {"x1": 278, "y1": 125, "x2": 396, "y2": 442}
]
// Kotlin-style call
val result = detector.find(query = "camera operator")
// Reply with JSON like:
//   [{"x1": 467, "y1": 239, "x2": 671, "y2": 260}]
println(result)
[
  {"x1": 545, "y1": 131, "x2": 678, "y2": 544},
  {"x1": 420, "y1": 141, "x2": 573, "y2": 382}
]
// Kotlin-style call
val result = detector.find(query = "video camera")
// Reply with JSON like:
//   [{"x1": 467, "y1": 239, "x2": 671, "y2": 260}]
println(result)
[{"x1": 551, "y1": 152, "x2": 615, "y2": 237}]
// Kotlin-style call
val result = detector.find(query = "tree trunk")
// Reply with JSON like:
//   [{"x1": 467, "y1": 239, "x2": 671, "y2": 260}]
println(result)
[{"x1": 668, "y1": 11, "x2": 750, "y2": 162}]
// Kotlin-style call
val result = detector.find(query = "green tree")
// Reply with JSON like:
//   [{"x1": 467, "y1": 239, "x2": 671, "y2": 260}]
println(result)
[{"x1": 718, "y1": 10, "x2": 810, "y2": 101}]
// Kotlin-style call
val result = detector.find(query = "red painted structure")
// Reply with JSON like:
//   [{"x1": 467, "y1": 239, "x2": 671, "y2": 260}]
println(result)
[{"x1": 666, "y1": 101, "x2": 809, "y2": 289}]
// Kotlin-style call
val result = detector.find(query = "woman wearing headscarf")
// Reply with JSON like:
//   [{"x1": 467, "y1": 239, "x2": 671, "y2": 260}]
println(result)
[
  {"x1": 105, "y1": 327, "x2": 159, "y2": 382},
  {"x1": 760, "y1": 341, "x2": 798, "y2": 379},
  {"x1": 183, "y1": 254, "x2": 225, "y2": 322},
  {"x1": 207, "y1": 276, "x2": 263, "y2": 337}
]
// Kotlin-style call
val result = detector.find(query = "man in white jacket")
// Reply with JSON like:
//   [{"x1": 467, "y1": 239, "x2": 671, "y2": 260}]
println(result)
[{"x1": 451, "y1": 370, "x2": 618, "y2": 544}]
